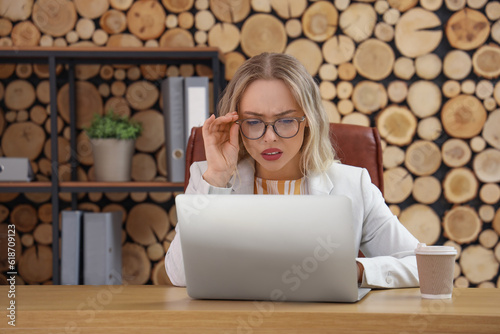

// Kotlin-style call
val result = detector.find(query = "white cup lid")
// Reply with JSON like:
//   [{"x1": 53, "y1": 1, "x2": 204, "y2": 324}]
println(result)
[{"x1": 415, "y1": 243, "x2": 457, "y2": 255}]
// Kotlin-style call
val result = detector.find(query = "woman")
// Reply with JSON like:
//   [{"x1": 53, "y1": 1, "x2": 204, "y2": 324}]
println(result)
[{"x1": 166, "y1": 52, "x2": 419, "y2": 289}]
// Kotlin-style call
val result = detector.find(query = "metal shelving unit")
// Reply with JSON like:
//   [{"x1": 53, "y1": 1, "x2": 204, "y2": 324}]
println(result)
[{"x1": 0, "y1": 47, "x2": 225, "y2": 284}]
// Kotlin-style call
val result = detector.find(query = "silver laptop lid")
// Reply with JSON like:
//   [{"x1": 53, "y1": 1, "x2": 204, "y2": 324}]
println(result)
[{"x1": 176, "y1": 194, "x2": 364, "y2": 302}]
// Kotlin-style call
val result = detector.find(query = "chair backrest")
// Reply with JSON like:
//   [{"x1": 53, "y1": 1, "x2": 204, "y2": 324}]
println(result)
[{"x1": 184, "y1": 123, "x2": 384, "y2": 194}]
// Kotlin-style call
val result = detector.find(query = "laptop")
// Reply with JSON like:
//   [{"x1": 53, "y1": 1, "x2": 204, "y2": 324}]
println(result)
[{"x1": 176, "y1": 194, "x2": 371, "y2": 303}]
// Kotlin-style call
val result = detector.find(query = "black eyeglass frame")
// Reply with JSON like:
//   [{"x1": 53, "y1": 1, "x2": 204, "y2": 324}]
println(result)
[{"x1": 235, "y1": 116, "x2": 306, "y2": 140}]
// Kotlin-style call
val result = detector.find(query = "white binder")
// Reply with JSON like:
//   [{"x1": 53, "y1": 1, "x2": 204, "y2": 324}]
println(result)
[
  {"x1": 184, "y1": 77, "x2": 209, "y2": 145},
  {"x1": 0, "y1": 158, "x2": 34, "y2": 181},
  {"x1": 61, "y1": 210, "x2": 83, "y2": 285}
]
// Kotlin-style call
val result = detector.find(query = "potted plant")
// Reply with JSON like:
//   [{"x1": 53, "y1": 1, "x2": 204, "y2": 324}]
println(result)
[{"x1": 85, "y1": 111, "x2": 143, "y2": 182}]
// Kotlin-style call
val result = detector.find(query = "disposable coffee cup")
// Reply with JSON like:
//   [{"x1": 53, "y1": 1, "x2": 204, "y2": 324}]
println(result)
[{"x1": 415, "y1": 243, "x2": 457, "y2": 299}]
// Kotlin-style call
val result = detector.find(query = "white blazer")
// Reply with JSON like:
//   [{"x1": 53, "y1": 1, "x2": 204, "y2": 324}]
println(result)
[{"x1": 165, "y1": 158, "x2": 420, "y2": 288}]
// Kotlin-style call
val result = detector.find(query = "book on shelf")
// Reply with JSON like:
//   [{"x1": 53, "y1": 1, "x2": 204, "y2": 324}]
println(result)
[
  {"x1": 0, "y1": 157, "x2": 34, "y2": 182},
  {"x1": 184, "y1": 77, "x2": 209, "y2": 146},
  {"x1": 83, "y1": 211, "x2": 123, "y2": 285},
  {"x1": 162, "y1": 76, "x2": 186, "y2": 183},
  {"x1": 61, "y1": 210, "x2": 83, "y2": 285}
]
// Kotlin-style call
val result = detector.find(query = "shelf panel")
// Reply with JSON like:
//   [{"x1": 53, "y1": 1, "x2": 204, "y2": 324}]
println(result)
[
  {"x1": 59, "y1": 181, "x2": 184, "y2": 192},
  {"x1": 0, "y1": 182, "x2": 52, "y2": 192}
]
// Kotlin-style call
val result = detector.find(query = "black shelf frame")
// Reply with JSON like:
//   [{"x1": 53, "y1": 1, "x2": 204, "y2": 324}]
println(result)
[{"x1": 0, "y1": 47, "x2": 225, "y2": 284}]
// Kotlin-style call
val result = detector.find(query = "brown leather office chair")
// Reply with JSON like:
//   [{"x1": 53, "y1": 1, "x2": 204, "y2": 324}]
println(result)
[{"x1": 184, "y1": 123, "x2": 384, "y2": 194}]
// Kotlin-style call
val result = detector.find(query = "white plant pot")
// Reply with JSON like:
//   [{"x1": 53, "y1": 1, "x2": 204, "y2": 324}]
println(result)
[{"x1": 90, "y1": 138, "x2": 135, "y2": 182}]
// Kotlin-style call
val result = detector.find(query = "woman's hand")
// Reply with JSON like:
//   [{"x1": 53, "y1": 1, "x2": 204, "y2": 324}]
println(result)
[{"x1": 202, "y1": 111, "x2": 240, "y2": 187}]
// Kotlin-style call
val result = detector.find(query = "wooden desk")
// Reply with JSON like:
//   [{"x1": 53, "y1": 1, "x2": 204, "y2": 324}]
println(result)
[{"x1": 1, "y1": 286, "x2": 499, "y2": 333}]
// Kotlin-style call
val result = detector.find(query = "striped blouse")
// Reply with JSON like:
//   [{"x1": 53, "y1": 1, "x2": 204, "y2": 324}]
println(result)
[{"x1": 254, "y1": 176, "x2": 308, "y2": 195}]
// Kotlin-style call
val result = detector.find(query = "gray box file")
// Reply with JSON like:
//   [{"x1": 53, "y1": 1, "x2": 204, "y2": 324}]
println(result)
[
  {"x1": 61, "y1": 210, "x2": 83, "y2": 285},
  {"x1": 184, "y1": 77, "x2": 209, "y2": 145},
  {"x1": 0, "y1": 157, "x2": 34, "y2": 181},
  {"x1": 162, "y1": 77, "x2": 186, "y2": 183},
  {"x1": 83, "y1": 211, "x2": 123, "y2": 285}
]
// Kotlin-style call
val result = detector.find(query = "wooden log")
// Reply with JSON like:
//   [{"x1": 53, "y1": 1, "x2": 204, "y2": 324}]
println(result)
[
  {"x1": 417, "y1": 117, "x2": 442, "y2": 141},
  {"x1": 53, "y1": 37, "x2": 67, "y2": 47},
  {"x1": 445, "y1": 0, "x2": 466, "y2": 10},
  {"x1": 92, "y1": 29, "x2": 108, "y2": 46},
  {"x1": 383, "y1": 146, "x2": 405, "y2": 169},
  {"x1": 339, "y1": 3, "x2": 376, "y2": 43},
  {"x1": 155, "y1": 147, "x2": 167, "y2": 177},
  {"x1": 110, "y1": 0, "x2": 133, "y2": 11},
  {"x1": 376, "y1": 105, "x2": 417, "y2": 146},
  {"x1": 443, "y1": 206, "x2": 482, "y2": 244},
  {"x1": 0, "y1": 64, "x2": 15, "y2": 79},
  {"x1": 122, "y1": 242, "x2": 151, "y2": 285},
  {"x1": 241, "y1": 14, "x2": 286, "y2": 57},
  {"x1": 454, "y1": 276, "x2": 469, "y2": 288},
  {"x1": 483, "y1": 97, "x2": 496, "y2": 112},
  {"x1": 127, "y1": 66, "x2": 142, "y2": 81},
  {"x1": 76, "y1": 18, "x2": 95, "y2": 40},
  {"x1": 111, "y1": 81, "x2": 127, "y2": 97},
  {"x1": 33, "y1": 223, "x2": 52, "y2": 245},
  {"x1": 443, "y1": 167, "x2": 478, "y2": 203},
  {"x1": 383, "y1": 8, "x2": 400, "y2": 25},
  {"x1": 442, "y1": 80, "x2": 461, "y2": 98},
  {"x1": 1, "y1": 122, "x2": 45, "y2": 160},
  {"x1": 473, "y1": 45, "x2": 500, "y2": 79},
  {"x1": 421, "y1": 0, "x2": 443, "y2": 10},
  {"x1": 341, "y1": 112, "x2": 370, "y2": 127},
  {"x1": 131, "y1": 153, "x2": 157, "y2": 182},
  {"x1": 18, "y1": 245, "x2": 52, "y2": 283},
  {"x1": 37, "y1": 203, "x2": 52, "y2": 224},
  {"x1": 104, "y1": 192, "x2": 128, "y2": 203},
  {"x1": 32, "y1": 0, "x2": 77, "y2": 37},
  {"x1": 163, "y1": 0, "x2": 194, "y2": 13},
  {"x1": 223, "y1": 52, "x2": 245, "y2": 81},
  {"x1": 479, "y1": 204, "x2": 495, "y2": 223},
  {"x1": 178, "y1": 12, "x2": 194, "y2": 29},
  {"x1": 483, "y1": 109, "x2": 500, "y2": 150},
  {"x1": 5, "y1": 80, "x2": 36, "y2": 110},
  {"x1": 337, "y1": 99, "x2": 353, "y2": 116},
  {"x1": 442, "y1": 138, "x2": 471, "y2": 167},
  {"x1": 301, "y1": 1, "x2": 337, "y2": 42},
  {"x1": 0, "y1": 205, "x2": 8, "y2": 223},
  {"x1": 57, "y1": 81, "x2": 103, "y2": 130},
  {"x1": 5, "y1": 111, "x2": 16, "y2": 123},
  {"x1": 412, "y1": 176, "x2": 441, "y2": 204},
  {"x1": 0, "y1": 37, "x2": 13, "y2": 46},
  {"x1": 473, "y1": 149, "x2": 500, "y2": 183},
  {"x1": 16, "y1": 64, "x2": 32, "y2": 79},
  {"x1": 0, "y1": 192, "x2": 19, "y2": 203},
  {"x1": 195, "y1": 10, "x2": 215, "y2": 31},
  {"x1": 74, "y1": 0, "x2": 108, "y2": 19},
  {"x1": 415, "y1": 54, "x2": 442, "y2": 80},
  {"x1": 470, "y1": 136, "x2": 486, "y2": 153},
  {"x1": 319, "y1": 63, "x2": 337, "y2": 81},
  {"x1": 87, "y1": 192, "x2": 103, "y2": 202},
  {"x1": 106, "y1": 33, "x2": 143, "y2": 47},
  {"x1": 383, "y1": 167, "x2": 413, "y2": 204},
  {"x1": 479, "y1": 229, "x2": 499, "y2": 249},
  {"x1": 39, "y1": 34, "x2": 53, "y2": 46},
  {"x1": 475, "y1": 80, "x2": 494, "y2": 100},
  {"x1": 395, "y1": 8, "x2": 442, "y2": 58},
  {"x1": 126, "y1": 203, "x2": 170, "y2": 246},
  {"x1": 211, "y1": 0, "x2": 250, "y2": 22},
  {"x1": 103, "y1": 204, "x2": 127, "y2": 223},
  {"x1": 322, "y1": 35, "x2": 355, "y2": 65},
  {"x1": 285, "y1": 39, "x2": 322, "y2": 76},
  {"x1": 17, "y1": 110, "x2": 29, "y2": 122},
  {"x1": 486, "y1": 1, "x2": 500, "y2": 20},
  {"x1": 21, "y1": 233, "x2": 34, "y2": 248},
  {"x1": 460, "y1": 245, "x2": 499, "y2": 284},
  {"x1": 461, "y1": 79, "x2": 476, "y2": 95},
  {"x1": 208, "y1": 23, "x2": 240, "y2": 53},
  {"x1": 125, "y1": 81, "x2": 159, "y2": 111},
  {"x1": 100, "y1": 65, "x2": 114, "y2": 81},
  {"x1": 337, "y1": 62, "x2": 356, "y2": 81},
  {"x1": 388, "y1": 0, "x2": 418, "y2": 11},
  {"x1": 0, "y1": 0, "x2": 32, "y2": 21},
  {"x1": 33, "y1": 64, "x2": 63, "y2": 79},
  {"x1": 11, "y1": 204, "x2": 37, "y2": 233},
  {"x1": 77, "y1": 202, "x2": 100, "y2": 213},
  {"x1": 406, "y1": 80, "x2": 441, "y2": 118},
  {"x1": 270, "y1": 0, "x2": 306, "y2": 19},
  {"x1": 130, "y1": 192, "x2": 147, "y2": 202},
  {"x1": 337, "y1": 82, "x2": 353, "y2": 100},
  {"x1": 446, "y1": 9, "x2": 489, "y2": 51},
  {"x1": 405, "y1": 140, "x2": 441, "y2": 176},
  {"x1": 151, "y1": 259, "x2": 172, "y2": 285},
  {"x1": 353, "y1": 39, "x2": 394, "y2": 81},
  {"x1": 44, "y1": 115, "x2": 63, "y2": 135},
  {"x1": 444, "y1": 240, "x2": 462, "y2": 259},
  {"x1": 150, "y1": 188, "x2": 173, "y2": 204},
  {"x1": 441, "y1": 95, "x2": 486, "y2": 139},
  {"x1": 104, "y1": 96, "x2": 131, "y2": 118},
  {"x1": 35, "y1": 81, "x2": 50, "y2": 105},
  {"x1": 127, "y1": 1, "x2": 166, "y2": 40},
  {"x1": 319, "y1": 81, "x2": 336, "y2": 100},
  {"x1": 352, "y1": 81, "x2": 387, "y2": 114},
  {"x1": 493, "y1": 208, "x2": 500, "y2": 237},
  {"x1": 100, "y1": 10, "x2": 127, "y2": 34},
  {"x1": 285, "y1": 19, "x2": 302, "y2": 38},
  {"x1": 160, "y1": 27, "x2": 195, "y2": 48},
  {"x1": 11, "y1": 21, "x2": 40, "y2": 47},
  {"x1": 0, "y1": 18, "x2": 13, "y2": 37},
  {"x1": 393, "y1": 57, "x2": 415, "y2": 80},
  {"x1": 387, "y1": 81, "x2": 408, "y2": 103},
  {"x1": 147, "y1": 243, "x2": 165, "y2": 261},
  {"x1": 374, "y1": 22, "x2": 395, "y2": 42},
  {"x1": 399, "y1": 204, "x2": 441, "y2": 245}
]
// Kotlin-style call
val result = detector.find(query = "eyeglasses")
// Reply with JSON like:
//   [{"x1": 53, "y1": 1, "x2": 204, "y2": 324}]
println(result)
[{"x1": 236, "y1": 116, "x2": 306, "y2": 140}]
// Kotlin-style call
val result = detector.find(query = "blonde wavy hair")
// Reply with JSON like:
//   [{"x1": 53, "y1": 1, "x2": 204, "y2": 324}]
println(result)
[{"x1": 217, "y1": 52, "x2": 336, "y2": 175}]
